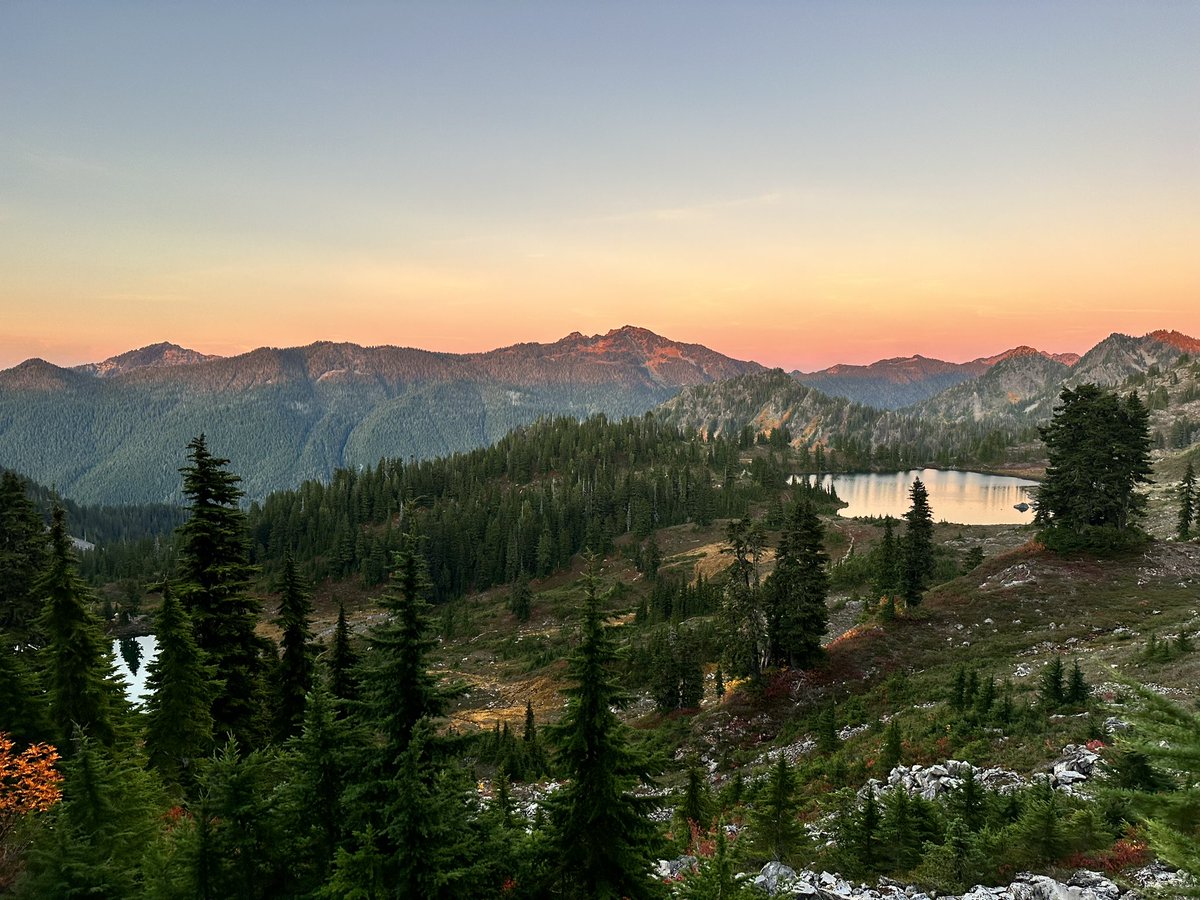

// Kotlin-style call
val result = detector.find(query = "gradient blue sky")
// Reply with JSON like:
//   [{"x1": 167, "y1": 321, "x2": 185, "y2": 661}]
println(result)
[{"x1": 2, "y1": 2, "x2": 1197, "y2": 370}]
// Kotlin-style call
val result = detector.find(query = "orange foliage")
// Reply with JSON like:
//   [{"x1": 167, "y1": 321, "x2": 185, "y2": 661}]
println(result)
[
  {"x1": 1, "y1": 733, "x2": 63, "y2": 890},
  {"x1": 0, "y1": 735, "x2": 62, "y2": 817}
]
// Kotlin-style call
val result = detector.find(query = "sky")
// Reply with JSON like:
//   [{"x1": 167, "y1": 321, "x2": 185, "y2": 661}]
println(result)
[{"x1": 1, "y1": 2, "x2": 1197, "y2": 371}]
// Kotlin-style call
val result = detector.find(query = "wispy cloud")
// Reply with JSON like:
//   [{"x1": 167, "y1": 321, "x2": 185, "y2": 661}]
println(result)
[
  {"x1": 3, "y1": 140, "x2": 113, "y2": 179},
  {"x1": 585, "y1": 191, "x2": 786, "y2": 225}
]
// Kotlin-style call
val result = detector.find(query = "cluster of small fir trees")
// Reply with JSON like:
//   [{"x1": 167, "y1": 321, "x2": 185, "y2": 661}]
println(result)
[
  {"x1": 719, "y1": 502, "x2": 830, "y2": 681},
  {"x1": 866, "y1": 479, "x2": 936, "y2": 616}
]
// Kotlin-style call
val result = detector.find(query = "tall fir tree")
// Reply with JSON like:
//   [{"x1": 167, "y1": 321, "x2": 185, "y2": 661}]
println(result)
[
  {"x1": 340, "y1": 537, "x2": 485, "y2": 897},
  {"x1": 176, "y1": 435, "x2": 269, "y2": 747},
  {"x1": 326, "y1": 600, "x2": 358, "y2": 707},
  {"x1": 1179, "y1": 461, "x2": 1196, "y2": 540},
  {"x1": 143, "y1": 584, "x2": 216, "y2": 788},
  {"x1": 36, "y1": 506, "x2": 125, "y2": 748},
  {"x1": 0, "y1": 470, "x2": 49, "y2": 647},
  {"x1": 359, "y1": 534, "x2": 450, "y2": 762},
  {"x1": 285, "y1": 680, "x2": 351, "y2": 891},
  {"x1": 764, "y1": 502, "x2": 829, "y2": 668},
  {"x1": 273, "y1": 553, "x2": 314, "y2": 740},
  {"x1": 900, "y1": 478, "x2": 934, "y2": 607},
  {"x1": 545, "y1": 565, "x2": 666, "y2": 899}
]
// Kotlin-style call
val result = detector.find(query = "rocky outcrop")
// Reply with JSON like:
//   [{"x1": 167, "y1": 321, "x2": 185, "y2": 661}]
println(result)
[
  {"x1": 736, "y1": 865, "x2": 1169, "y2": 899},
  {"x1": 855, "y1": 744, "x2": 1102, "y2": 805}
]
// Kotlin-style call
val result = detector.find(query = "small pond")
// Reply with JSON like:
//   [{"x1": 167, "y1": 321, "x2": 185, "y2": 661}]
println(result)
[
  {"x1": 796, "y1": 468, "x2": 1039, "y2": 525},
  {"x1": 112, "y1": 635, "x2": 158, "y2": 706}
]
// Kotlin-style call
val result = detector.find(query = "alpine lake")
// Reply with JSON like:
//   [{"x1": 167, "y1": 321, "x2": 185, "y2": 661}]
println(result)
[{"x1": 796, "y1": 467, "x2": 1040, "y2": 526}]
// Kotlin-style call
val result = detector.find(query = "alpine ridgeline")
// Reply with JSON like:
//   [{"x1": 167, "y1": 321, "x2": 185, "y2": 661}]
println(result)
[{"x1": 0, "y1": 327, "x2": 759, "y2": 504}]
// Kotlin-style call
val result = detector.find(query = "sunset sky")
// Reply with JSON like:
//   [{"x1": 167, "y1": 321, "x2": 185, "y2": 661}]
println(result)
[{"x1": 1, "y1": 2, "x2": 1197, "y2": 371}]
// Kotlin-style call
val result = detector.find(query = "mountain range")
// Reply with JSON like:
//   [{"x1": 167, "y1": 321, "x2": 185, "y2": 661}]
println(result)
[
  {"x1": 1, "y1": 326, "x2": 1195, "y2": 504},
  {"x1": 0, "y1": 327, "x2": 758, "y2": 503}
]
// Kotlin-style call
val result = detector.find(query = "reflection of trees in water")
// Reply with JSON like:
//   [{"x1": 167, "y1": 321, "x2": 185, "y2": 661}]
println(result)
[{"x1": 119, "y1": 637, "x2": 143, "y2": 676}]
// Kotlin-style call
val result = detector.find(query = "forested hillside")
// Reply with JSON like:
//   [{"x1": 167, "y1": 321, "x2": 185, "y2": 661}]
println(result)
[{"x1": 246, "y1": 413, "x2": 839, "y2": 602}]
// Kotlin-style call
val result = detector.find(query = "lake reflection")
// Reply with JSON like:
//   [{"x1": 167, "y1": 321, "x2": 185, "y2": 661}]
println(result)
[
  {"x1": 112, "y1": 634, "x2": 158, "y2": 706},
  {"x1": 804, "y1": 469, "x2": 1039, "y2": 525}
]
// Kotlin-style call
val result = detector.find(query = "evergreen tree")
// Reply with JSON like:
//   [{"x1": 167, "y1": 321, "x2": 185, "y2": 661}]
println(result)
[
  {"x1": 36, "y1": 507, "x2": 125, "y2": 748},
  {"x1": 326, "y1": 600, "x2": 358, "y2": 706},
  {"x1": 1066, "y1": 659, "x2": 1089, "y2": 705},
  {"x1": 1116, "y1": 687, "x2": 1200, "y2": 886},
  {"x1": 285, "y1": 681, "x2": 351, "y2": 892},
  {"x1": 950, "y1": 768, "x2": 986, "y2": 833},
  {"x1": 1039, "y1": 656, "x2": 1065, "y2": 708},
  {"x1": 1012, "y1": 782, "x2": 1070, "y2": 865},
  {"x1": 879, "y1": 787, "x2": 923, "y2": 872},
  {"x1": 0, "y1": 471, "x2": 49, "y2": 647},
  {"x1": 720, "y1": 517, "x2": 767, "y2": 680},
  {"x1": 509, "y1": 575, "x2": 532, "y2": 622},
  {"x1": 899, "y1": 478, "x2": 934, "y2": 607},
  {"x1": 359, "y1": 534, "x2": 450, "y2": 762},
  {"x1": 764, "y1": 503, "x2": 829, "y2": 668},
  {"x1": 878, "y1": 719, "x2": 902, "y2": 775},
  {"x1": 273, "y1": 553, "x2": 314, "y2": 740},
  {"x1": 1035, "y1": 384, "x2": 1153, "y2": 548},
  {"x1": 839, "y1": 789, "x2": 880, "y2": 876},
  {"x1": 678, "y1": 764, "x2": 713, "y2": 829},
  {"x1": 17, "y1": 732, "x2": 163, "y2": 899},
  {"x1": 748, "y1": 754, "x2": 805, "y2": 863},
  {"x1": 143, "y1": 584, "x2": 216, "y2": 788},
  {"x1": 0, "y1": 640, "x2": 49, "y2": 744},
  {"x1": 176, "y1": 435, "x2": 269, "y2": 747},
  {"x1": 872, "y1": 517, "x2": 900, "y2": 603},
  {"x1": 1179, "y1": 461, "x2": 1196, "y2": 540},
  {"x1": 676, "y1": 824, "x2": 754, "y2": 899},
  {"x1": 816, "y1": 703, "x2": 838, "y2": 754},
  {"x1": 544, "y1": 566, "x2": 666, "y2": 899},
  {"x1": 179, "y1": 742, "x2": 295, "y2": 900}
]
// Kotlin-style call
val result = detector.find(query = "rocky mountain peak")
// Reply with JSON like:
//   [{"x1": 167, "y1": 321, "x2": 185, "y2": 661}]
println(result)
[{"x1": 73, "y1": 341, "x2": 222, "y2": 378}]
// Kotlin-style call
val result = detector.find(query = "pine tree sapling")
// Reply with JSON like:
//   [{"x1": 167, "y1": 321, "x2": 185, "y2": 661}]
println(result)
[{"x1": 748, "y1": 755, "x2": 805, "y2": 864}]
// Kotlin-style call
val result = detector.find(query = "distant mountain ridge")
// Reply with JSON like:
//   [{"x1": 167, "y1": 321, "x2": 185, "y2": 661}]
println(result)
[
  {"x1": 0, "y1": 326, "x2": 760, "y2": 504},
  {"x1": 72, "y1": 341, "x2": 223, "y2": 377},
  {"x1": 661, "y1": 329, "x2": 1199, "y2": 467},
  {"x1": 794, "y1": 346, "x2": 1079, "y2": 409}
]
